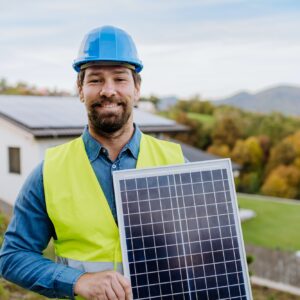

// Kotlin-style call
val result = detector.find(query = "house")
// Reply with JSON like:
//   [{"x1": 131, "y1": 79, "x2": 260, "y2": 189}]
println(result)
[{"x1": 0, "y1": 95, "x2": 239, "y2": 211}]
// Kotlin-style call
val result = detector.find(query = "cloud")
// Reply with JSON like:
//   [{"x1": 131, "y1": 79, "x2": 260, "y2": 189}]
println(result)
[{"x1": 1, "y1": 0, "x2": 300, "y2": 97}]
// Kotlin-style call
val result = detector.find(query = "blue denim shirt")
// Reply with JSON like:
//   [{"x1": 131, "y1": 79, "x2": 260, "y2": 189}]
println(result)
[{"x1": 0, "y1": 125, "x2": 141, "y2": 299}]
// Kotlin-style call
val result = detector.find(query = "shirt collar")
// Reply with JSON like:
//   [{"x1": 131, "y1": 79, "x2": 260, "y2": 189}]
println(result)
[{"x1": 82, "y1": 124, "x2": 141, "y2": 162}]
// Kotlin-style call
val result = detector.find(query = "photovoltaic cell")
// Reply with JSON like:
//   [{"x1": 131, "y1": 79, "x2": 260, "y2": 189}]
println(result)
[{"x1": 113, "y1": 159, "x2": 252, "y2": 300}]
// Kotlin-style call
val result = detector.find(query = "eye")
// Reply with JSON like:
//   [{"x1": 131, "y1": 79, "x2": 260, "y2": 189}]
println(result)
[
  {"x1": 115, "y1": 77, "x2": 127, "y2": 82},
  {"x1": 87, "y1": 78, "x2": 103, "y2": 84}
]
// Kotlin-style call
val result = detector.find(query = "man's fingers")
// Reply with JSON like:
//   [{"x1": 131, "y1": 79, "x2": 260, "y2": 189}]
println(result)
[
  {"x1": 116, "y1": 273, "x2": 132, "y2": 300},
  {"x1": 99, "y1": 293, "x2": 109, "y2": 300},
  {"x1": 105, "y1": 287, "x2": 118, "y2": 300},
  {"x1": 111, "y1": 278, "x2": 126, "y2": 300},
  {"x1": 74, "y1": 271, "x2": 132, "y2": 300}
]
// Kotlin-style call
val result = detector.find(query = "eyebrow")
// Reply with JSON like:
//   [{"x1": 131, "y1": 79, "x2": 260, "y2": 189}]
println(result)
[{"x1": 86, "y1": 69, "x2": 130, "y2": 77}]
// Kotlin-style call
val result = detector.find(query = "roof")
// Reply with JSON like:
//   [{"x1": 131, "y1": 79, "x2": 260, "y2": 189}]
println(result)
[
  {"x1": 0, "y1": 95, "x2": 239, "y2": 170},
  {"x1": 0, "y1": 95, "x2": 187, "y2": 138}
]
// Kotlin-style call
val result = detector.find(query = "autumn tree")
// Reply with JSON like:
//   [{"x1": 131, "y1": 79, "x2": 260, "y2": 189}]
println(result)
[
  {"x1": 211, "y1": 116, "x2": 242, "y2": 149},
  {"x1": 261, "y1": 165, "x2": 300, "y2": 199},
  {"x1": 231, "y1": 137, "x2": 264, "y2": 171},
  {"x1": 207, "y1": 144, "x2": 231, "y2": 158},
  {"x1": 231, "y1": 137, "x2": 264, "y2": 193},
  {"x1": 255, "y1": 112, "x2": 297, "y2": 144},
  {"x1": 170, "y1": 112, "x2": 212, "y2": 149},
  {"x1": 265, "y1": 131, "x2": 300, "y2": 175}
]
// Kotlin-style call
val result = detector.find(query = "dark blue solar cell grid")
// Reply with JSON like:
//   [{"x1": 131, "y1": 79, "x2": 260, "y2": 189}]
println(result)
[{"x1": 118, "y1": 167, "x2": 249, "y2": 299}]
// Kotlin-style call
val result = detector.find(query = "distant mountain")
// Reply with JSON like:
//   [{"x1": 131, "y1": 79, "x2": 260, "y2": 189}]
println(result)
[{"x1": 215, "y1": 85, "x2": 300, "y2": 116}]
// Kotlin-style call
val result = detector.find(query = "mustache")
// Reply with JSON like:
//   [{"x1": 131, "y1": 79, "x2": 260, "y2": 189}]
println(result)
[{"x1": 91, "y1": 97, "x2": 123, "y2": 108}]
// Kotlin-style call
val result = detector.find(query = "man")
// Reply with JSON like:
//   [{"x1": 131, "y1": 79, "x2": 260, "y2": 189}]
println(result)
[{"x1": 0, "y1": 26, "x2": 184, "y2": 299}]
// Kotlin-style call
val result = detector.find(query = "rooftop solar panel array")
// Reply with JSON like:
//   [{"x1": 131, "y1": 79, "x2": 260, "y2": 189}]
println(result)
[
  {"x1": 113, "y1": 159, "x2": 252, "y2": 300},
  {"x1": 0, "y1": 95, "x2": 177, "y2": 129}
]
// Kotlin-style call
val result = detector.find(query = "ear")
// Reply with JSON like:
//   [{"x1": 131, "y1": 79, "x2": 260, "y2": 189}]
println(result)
[
  {"x1": 133, "y1": 84, "x2": 140, "y2": 107},
  {"x1": 78, "y1": 86, "x2": 84, "y2": 103}
]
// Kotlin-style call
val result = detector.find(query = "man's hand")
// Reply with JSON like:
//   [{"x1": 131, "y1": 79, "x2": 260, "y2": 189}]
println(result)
[{"x1": 74, "y1": 270, "x2": 133, "y2": 300}]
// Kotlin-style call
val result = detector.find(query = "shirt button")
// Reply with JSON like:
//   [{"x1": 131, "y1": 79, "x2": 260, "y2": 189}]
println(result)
[{"x1": 112, "y1": 164, "x2": 117, "y2": 169}]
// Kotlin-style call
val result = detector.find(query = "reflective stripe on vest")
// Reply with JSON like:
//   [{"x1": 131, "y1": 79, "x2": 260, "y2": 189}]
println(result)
[
  {"x1": 56, "y1": 256, "x2": 123, "y2": 274},
  {"x1": 44, "y1": 133, "x2": 184, "y2": 273}
]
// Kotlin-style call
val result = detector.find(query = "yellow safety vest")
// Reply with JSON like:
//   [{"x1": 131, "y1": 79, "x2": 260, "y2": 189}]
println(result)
[{"x1": 44, "y1": 133, "x2": 184, "y2": 297}]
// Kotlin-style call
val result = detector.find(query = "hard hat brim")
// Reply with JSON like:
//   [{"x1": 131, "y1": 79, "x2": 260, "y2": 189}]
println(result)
[
  {"x1": 73, "y1": 59, "x2": 143, "y2": 73},
  {"x1": 79, "y1": 61, "x2": 136, "y2": 71}
]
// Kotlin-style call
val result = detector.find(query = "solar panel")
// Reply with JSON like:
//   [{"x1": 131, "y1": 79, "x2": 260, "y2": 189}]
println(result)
[
  {"x1": 113, "y1": 159, "x2": 252, "y2": 300},
  {"x1": 0, "y1": 96, "x2": 177, "y2": 129}
]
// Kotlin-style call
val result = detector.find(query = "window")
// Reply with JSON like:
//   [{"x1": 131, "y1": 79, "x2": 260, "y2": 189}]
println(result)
[{"x1": 8, "y1": 147, "x2": 21, "y2": 174}]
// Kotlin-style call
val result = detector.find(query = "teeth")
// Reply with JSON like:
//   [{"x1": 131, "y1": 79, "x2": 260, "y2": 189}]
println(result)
[{"x1": 103, "y1": 103, "x2": 117, "y2": 108}]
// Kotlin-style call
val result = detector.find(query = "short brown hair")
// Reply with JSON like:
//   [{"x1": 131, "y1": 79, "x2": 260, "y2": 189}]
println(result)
[{"x1": 77, "y1": 69, "x2": 141, "y2": 89}]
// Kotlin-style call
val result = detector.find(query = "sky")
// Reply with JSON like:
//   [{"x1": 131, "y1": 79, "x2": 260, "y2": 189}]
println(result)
[{"x1": 1, "y1": 0, "x2": 300, "y2": 99}]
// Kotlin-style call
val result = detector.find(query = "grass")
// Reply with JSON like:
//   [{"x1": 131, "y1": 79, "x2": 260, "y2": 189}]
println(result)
[
  {"x1": 0, "y1": 279, "x2": 46, "y2": 299},
  {"x1": 238, "y1": 195, "x2": 300, "y2": 251},
  {"x1": 251, "y1": 283, "x2": 300, "y2": 300},
  {"x1": 187, "y1": 112, "x2": 215, "y2": 126}
]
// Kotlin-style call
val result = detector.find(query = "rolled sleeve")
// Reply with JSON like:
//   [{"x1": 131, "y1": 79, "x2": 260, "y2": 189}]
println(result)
[{"x1": 54, "y1": 266, "x2": 85, "y2": 299}]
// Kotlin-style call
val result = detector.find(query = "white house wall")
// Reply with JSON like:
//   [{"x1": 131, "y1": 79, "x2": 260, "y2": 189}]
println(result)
[
  {"x1": 0, "y1": 119, "x2": 38, "y2": 206},
  {"x1": 0, "y1": 118, "x2": 71, "y2": 206}
]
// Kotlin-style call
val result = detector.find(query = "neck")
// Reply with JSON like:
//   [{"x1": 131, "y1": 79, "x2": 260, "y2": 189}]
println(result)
[{"x1": 88, "y1": 121, "x2": 135, "y2": 161}]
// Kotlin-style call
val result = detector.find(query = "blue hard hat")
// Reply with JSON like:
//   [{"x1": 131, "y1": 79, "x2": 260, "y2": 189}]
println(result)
[{"x1": 73, "y1": 26, "x2": 143, "y2": 73}]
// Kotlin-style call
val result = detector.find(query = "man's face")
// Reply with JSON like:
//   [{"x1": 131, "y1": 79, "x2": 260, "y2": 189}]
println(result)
[{"x1": 79, "y1": 65, "x2": 140, "y2": 134}]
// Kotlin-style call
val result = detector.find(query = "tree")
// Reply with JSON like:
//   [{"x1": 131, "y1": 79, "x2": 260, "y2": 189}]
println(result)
[
  {"x1": 171, "y1": 112, "x2": 211, "y2": 149},
  {"x1": 207, "y1": 144, "x2": 231, "y2": 158},
  {"x1": 0, "y1": 77, "x2": 71, "y2": 96},
  {"x1": 211, "y1": 117, "x2": 242, "y2": 149},
  {"x1": 230, "y1": 137, "x2": 264, "y2": 193},
  {"x1": 265, "y1": 134, "x2": 298, "y2": 175},
  {"x1": 236, "y1": 172, "x2": 262, "y2": 194},
  {"x1": 255, "y1": 112, "x2": 296, "y2": 144},
  {"x1": 231, "y1": 137, "x2": 264, "y2": 171},
  {"x1": 261, "y1": 165, "x2": 300, "y2": 199}
]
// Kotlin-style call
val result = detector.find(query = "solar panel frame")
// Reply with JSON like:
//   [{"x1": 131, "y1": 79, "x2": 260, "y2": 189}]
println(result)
[{"x1": 113, "y1": 158, "x2": 252, "y2": 300}]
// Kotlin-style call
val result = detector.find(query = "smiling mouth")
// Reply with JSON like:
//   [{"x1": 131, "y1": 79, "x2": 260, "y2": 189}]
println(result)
[{"x1": 92, "y1": 101, "x2": 123, "y2": 109}]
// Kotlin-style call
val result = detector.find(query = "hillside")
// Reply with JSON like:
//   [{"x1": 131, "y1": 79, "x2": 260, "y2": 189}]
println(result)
[{"x1": 215, "y1": 85, "x2": 300, "y2": 116}]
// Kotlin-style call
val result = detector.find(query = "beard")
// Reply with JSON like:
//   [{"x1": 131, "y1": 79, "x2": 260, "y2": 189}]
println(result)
[{"x1": 88, "y1": 97, "x2": 132, "y2": 134}]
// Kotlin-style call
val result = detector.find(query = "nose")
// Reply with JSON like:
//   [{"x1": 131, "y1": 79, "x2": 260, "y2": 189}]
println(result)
[{"x1": 100, "y1": 80, "x2": 117, "y2": 98}]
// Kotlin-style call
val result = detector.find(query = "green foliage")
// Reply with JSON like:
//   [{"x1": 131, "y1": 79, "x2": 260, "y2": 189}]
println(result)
[
  {"x1": 255, "y1": 112, "x2": 299, "y2": 144},
  {"x1": 207, "y1": 144, "x2": 231, "y2": 158},
  {"x1": 237, "y1": 171, "x2": 262, "y2": 194},
  {"x1": 163, "y1": 96, "x2": 300, "y2": 199},
  {"x1": 211, "y1": 116, "x2": 242, "y2": 148},
  {"x1": 0, "y1": 282, "x2": 9, "y2": 300},
  {"x1": 187, "y1": 112, "x2": 215, "y2": 127},
  {"x1": 246, "y1": 254, "x2": 254, "y2": 265},
  {"x1": 171, "y1": 98, "x2": 215, "y2": 115},
  {"x1": 0, "y1": 278, "x2": 46, "y2": 299},
  {"x1": 246, "y1": 254, "x2": 254, "y2": 276},
  {"x1": 261, "y1": 165, "x2": 300, "y2": 199},
  {"x1": 232, "y1": 137, "x2": 264, "y2": 171},
  {"x1": 171, "y1": 112, "x2": 212, "y2": 149},
  {"x1": 0, "y1": 77, "x2": 70, "y2": 96}
]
